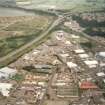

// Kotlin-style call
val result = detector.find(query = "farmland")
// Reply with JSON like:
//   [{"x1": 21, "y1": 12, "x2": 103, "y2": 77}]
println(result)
[
  {"x1": 17, "y1": 0, "x2": 105, "y2": 12},
  {"x1": 0, "y1": 15, "x2": 54, "y2": 57}
]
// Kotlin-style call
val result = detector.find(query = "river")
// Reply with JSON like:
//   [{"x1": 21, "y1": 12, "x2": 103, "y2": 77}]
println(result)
[{"x1": 0, "y1": 6, "x2": 35, "y2": 16}]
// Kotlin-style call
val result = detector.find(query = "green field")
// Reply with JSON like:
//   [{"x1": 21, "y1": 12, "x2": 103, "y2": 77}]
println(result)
[
  {"x1": 0, "y1": 15, "x2": 54, "y2": 57},
  {"x1": 0, "y1": 35, "x2": 36, "y2": 57},
  {"x1": 17, "y1": 0, "x2": 105, "y2": 12}
]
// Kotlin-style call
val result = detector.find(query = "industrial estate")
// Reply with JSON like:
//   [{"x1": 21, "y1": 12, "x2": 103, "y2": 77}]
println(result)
[{"x1": 0, "y1": 0, "x2": 105, "y2": 105}]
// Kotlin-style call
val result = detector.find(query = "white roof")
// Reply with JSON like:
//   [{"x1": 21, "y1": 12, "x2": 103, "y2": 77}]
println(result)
[
  {"x1": 17, "y1": 1, "x2": 31, "y2": 5},
  {"x1": 23, "y1": 54, "x2": 30, "y2": 60},
  {"x1": 64, "y1": 22, "x2": 71, "y2": 26},
  {"x1": 74, "y1": 49, "x2": 85, "y2": 54},
  {"x1": 0, "y1": 67, "x2": 17, "y2": 75},
  {"x1": 71, "y1": 34, "x2": 80, "y2": 39},
  {"x1": 96, "y1": 72, "x2": 105, "y2": 77},
  {"x1": 84, "y1": 60, "x2": 98, "y2": 65},
  {"x1": 88, "y1": 65, "x2": 97, "y2": 68},
  {"x1": 103, "y1": 79, "x2": 105, "y2": 83},
  {"x1": 67, "y1": 62, "x2": 77, "y2": 68},
  {"x1": 0, "y1": 73, "x2": 8, "y2": 78},
  {"x1": 55, "y1": 83, "x2": 66, "y2": 86},
  {"x1": 38, "y1": 82, "x2": 46, "y2": 86},
  {"x1": 32, "y1": 50, "x2": 40, "y2": 55},
  {"x1": 56, "y1": 36, "x2": 62, "y2": 41},
  {"x1": 79, "y1": 54, "x2": 89, "y2": 58},
  {"x1": 99, "y1": 52, "x2": 105, "y2": 57},
  {"x1": 57, "y1": 30, "x2": 64, "y2": 33},
  {"x1": 60, "y1": 53, "x2": 69, "y2": 58},
  {"x1": 100, "y1": 63, "x2": 105, "y2": 67},
  {"x1": 65, "y1": 41, "x2": 71, "y2": 45},
  {"x1": 0, "y1": 83, "x2": 12, "y2": 97}
]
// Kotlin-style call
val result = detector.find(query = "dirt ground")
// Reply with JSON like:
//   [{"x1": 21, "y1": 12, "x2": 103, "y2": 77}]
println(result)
[{"x1": 43, "y1": 100, "x2": 69, "y2": 105}]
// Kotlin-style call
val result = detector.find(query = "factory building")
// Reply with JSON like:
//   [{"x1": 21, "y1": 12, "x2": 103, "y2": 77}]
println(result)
[
  {"x1": 0, "y1": 67, "x2": 17, "y2": 79},
  {"x1": 0, "y1": 0, "x2": 16, "y2": 6}
]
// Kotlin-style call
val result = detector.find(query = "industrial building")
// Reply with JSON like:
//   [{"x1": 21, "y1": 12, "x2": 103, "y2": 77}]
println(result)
[
  {"x1": 0, "y1": 83, "x2": 13, "y2": 97},
  {"x1": 0, "y1": 67, "x2": 17, "y2": 79}
]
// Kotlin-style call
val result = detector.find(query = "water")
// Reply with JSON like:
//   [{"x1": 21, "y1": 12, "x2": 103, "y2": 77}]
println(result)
[{"x1": 0, "y1": 6, "x2": 35, "y2": 16}]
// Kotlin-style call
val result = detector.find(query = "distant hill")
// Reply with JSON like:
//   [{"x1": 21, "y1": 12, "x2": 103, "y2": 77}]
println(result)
[{"x1": 0, "y1": 0, "x2": 16, "y2": 6}]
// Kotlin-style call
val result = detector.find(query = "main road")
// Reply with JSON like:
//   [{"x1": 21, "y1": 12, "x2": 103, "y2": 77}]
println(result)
[{"x1": 0, "y1": 17, "x2": 64, "y2": 66}]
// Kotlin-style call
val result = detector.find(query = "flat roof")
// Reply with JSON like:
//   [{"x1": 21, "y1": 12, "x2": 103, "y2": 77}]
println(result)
[
  {"x1": 96, "y1": 72, "x2": 105, "y2": 77},
  {"x1": 84, "y1": 60, "x2": 98, "y2": 65},
  {"x1": 67, "y1": 62, "x2": 77, "y2": 68},
  {"x1": 71, "y1": 34, "x2": 80, "y2": 39},
  {"x1": 80, "y1": 81, "x2": 98, "y2": 89},
  {"x1": 79, "y1": 54, "x2": 89, "y2": 58},
  {"x1": 65, "y1": 41, "x2": 71, "y2": 45},
  {"x1": 60, "y1": 53, "x2": 69, "y2": 58},
  {"x1": 0, "y1": 67, "x2": 17, "y2": 74},
  {"x1": 0, "y1": 83, "x2": 12, "y2": 97},
  {"x1": 99, "y1": 52, "x2": 105, "y2": 57},
  {"x1": 88, "y1": 65, "x2": 97, "y2": 68},
  {"x1": 74, "y1": 49, "x2": 85, "y2": 54}
]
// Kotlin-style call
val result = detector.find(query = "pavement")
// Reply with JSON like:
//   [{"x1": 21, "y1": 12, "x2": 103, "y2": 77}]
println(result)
[{"x1": 44, "y1": 100, "x2": 69, "y2": 105}]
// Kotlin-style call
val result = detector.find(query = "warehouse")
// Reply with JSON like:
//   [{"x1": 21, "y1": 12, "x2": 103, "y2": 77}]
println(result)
[
  {"x1": 67, "y1": 62, "x2": 77, "y2": 68},
  {"x1": 0, "y1": 83, "x2": 13, "y2": 97},
  {"x1": 79, "y1": 81, "x2": 98, "y2": 90},
  {"x1": 0, "y1": 67, "x2": 17, "y2": 79},
  {"x1": 96, "y1": 72, "x2": 105, "y2": 77},
  {"x1": 78, "y1": 53, "x2": 89, "y2": 59},
  {"x1": 84, "y1": 60, "x2": 98, "y2": 68},
  {"x1": 74, "y1": 49, "x2": 85, "y2": 54}
]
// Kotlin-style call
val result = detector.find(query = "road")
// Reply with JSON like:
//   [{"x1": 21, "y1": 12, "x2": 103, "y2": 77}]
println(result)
[
  {"x1": 81, "y1": 32, "x2": 105, "y2": 47},
  {"x1": 0, "y1": 17, "x2": 63, "y2": 66},
  {"x1": 63, "y1": 24, "x2": 105, "y2": 47}
]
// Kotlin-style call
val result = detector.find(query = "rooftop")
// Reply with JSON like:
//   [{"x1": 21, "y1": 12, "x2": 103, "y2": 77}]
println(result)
[
  {"x1": 80, "y1": 81, "x2": 98, "y2": 89},
  {"x1": 0, "y1": 83, "x2": 13, "y2": 97},
  {"x1": 74, "y1": 49, "x2": 85, "y2": 54},
  {"x1": 96, "y1": 72, "x2": 105, "y2": 77},
  {"x1": 84, "y1": 60, "x2": 98, "y2": 65},
  {"x1": 0, "y1": 67, "x2": 17, "y2": 74},
  {"x1": 67, "y1": 62, "x2": 77, "y2": 68},
  {"x1": 78, "y1": 54, "x2": 89, "y2": 59},
  {"x1": 99, "y1": 52, "x2": 105, "y2": 57}
]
